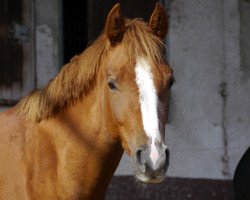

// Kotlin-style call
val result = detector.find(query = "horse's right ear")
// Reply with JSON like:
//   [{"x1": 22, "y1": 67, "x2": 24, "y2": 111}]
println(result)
[{"x1": 105, "y1": 3, "x2": 125, "y2": 46}]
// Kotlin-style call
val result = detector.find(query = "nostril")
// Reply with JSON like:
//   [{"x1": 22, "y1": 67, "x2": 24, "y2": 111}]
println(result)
[
  {"x1": 136, "y1": 149, "x2": 143, "y2": 166},
  {"x1": 165, "y1": 148, "x2": 170, "y2": 162}
]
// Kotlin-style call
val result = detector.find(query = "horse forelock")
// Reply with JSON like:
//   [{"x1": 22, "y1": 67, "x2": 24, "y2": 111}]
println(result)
[{"x1": 16, "y1": 19, "x2": 166, "y2": 122}]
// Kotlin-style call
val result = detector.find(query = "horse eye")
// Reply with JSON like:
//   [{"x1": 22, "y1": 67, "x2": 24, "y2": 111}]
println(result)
[
  {"x1": 169, "y1": 77, "x2": 175, "y2": 88},
  {"x1": 169, "y1": 80, "x2": 173, "y2": 88},
  {"x1": 108, "y1": 80, "x2": 116, "y2": 90}
]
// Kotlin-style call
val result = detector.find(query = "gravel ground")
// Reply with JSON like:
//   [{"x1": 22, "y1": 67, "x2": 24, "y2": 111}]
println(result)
[{"x1": 106, "y1": 176, "x2": 234, "y2": 200}]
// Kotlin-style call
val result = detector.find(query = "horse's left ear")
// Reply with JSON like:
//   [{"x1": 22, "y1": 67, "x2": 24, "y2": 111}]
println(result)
[
  {"x1": 149, "y1": 3, "x2": 168, "y2": 40},
  {"x1": 105, "y1": 3, "x2": 125, "y2": 46}
]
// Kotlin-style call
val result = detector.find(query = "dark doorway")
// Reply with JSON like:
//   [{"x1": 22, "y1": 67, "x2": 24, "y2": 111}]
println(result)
[
  {"x1": 62, "y1": 0, "x2": 88, "y2": 64},
  {"x1": 87, "y1": 0, "x2": 159, "y2": 42},
  {"x1": 0, "y1": 0, "x2": 23, "y2": 86},
  {"x1": 62, "y1": 1, "x2": 159, "y2": 64}
]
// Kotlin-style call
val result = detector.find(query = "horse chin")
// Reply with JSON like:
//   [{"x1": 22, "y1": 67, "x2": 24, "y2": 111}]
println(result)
[{"x1": 135, "y1": 173, "x2": 166, "y2": 184}]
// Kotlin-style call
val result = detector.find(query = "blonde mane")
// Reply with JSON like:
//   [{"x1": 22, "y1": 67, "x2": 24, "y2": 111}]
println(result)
[{"x1": 16, "y1": 19, "x2": 165, "y2": 122}]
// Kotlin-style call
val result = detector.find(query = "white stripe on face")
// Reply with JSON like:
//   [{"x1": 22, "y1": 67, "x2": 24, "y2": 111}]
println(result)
[{"x1": 135, "y1": 57, "x2": 161, "y2": 167}]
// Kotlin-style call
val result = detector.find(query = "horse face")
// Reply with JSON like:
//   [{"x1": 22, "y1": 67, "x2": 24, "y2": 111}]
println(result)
[
  {"x1": 104, "y1": 3, "x2": 172, "y2": 183},
  {"x1": 131, "y1": 58, "x2": 173, "y2": 183}
]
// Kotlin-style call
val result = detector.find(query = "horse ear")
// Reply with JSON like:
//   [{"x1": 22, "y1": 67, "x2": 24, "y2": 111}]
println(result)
[
  {"x1": 149, "y1": 3, "x2": 168, "y2": 40},
  {"x1": 105, "y1": 3, "x2": 125, "y2": 46}
]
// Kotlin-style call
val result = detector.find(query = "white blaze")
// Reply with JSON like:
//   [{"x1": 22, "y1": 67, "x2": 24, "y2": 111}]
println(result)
[{"x1": 135, "y1": 57, "x2": 161, "y2": 167}]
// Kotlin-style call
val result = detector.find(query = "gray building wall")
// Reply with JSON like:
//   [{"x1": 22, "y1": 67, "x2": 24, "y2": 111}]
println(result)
[
  {"x1": 166, "y1": 0, "x2": 229, "y2": 179},
  {"x1": 35, "y1": 0, "x2": 63, "y2": 87},
  {"x1": 228, "y1": 0, "x2": 250, "y2": 178}
]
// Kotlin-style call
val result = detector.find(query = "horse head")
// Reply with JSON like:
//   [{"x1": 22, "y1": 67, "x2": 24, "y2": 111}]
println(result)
[{"x1": 101, "y1": 3, "x2": 174, "y2": 183}]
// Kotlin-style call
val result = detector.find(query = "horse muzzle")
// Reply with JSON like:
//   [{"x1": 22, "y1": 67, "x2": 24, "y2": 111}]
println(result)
[{"x1": 133, "y1": 141, "x2": 169, "y2": 183}]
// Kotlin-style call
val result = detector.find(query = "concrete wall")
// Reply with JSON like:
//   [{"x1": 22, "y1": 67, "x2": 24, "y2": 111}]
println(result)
[
  {"x1": 116, "y1": 0, "x2": 250, "y2": 180},
  {"x1": 228, "y1": 0, "x2": 250, "y2": 178},
  {"x1": 166, "y1": 0, "x2": 228, "y2": 179},
  {"x1": 35, "y1": 0, "x2": 63, "y2": 87}
]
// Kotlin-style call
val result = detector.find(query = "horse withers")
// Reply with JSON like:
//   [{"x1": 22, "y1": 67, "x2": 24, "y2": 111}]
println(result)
[{"x1": 0, "y1": 3, "x2": 174, "y2": 199}]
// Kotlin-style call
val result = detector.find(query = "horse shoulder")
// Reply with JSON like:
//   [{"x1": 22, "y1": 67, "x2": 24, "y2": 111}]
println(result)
[{"x1": 0, "y1": 108, "x2": 31, "y2": 199}]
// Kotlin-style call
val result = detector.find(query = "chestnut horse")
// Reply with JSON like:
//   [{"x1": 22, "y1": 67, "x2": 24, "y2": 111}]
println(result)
[{"x1": 0, "y1": 3, "x2": 174, "y2": 199}]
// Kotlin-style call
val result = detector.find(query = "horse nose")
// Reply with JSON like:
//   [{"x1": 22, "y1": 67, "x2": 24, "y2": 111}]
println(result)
[
  {"x1": 135, "y1": 146, "x2": 147, "y2": 173},
  {"x1": 135, "y1": 144, "x2": 169, "y2": 173},
  {"x1": 164, "y1": 148, "x2": 170, "y2": 168}
]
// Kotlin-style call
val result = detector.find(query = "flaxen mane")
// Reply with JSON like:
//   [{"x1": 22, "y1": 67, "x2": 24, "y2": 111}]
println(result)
[{"x1": 16, "y1": 19, "x2": 165, "y2": 122}]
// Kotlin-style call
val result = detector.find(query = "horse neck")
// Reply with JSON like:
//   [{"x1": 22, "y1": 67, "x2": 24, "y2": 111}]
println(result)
[{"x1": 37, "y1": 79, "x2": 124, "y2": 198}]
